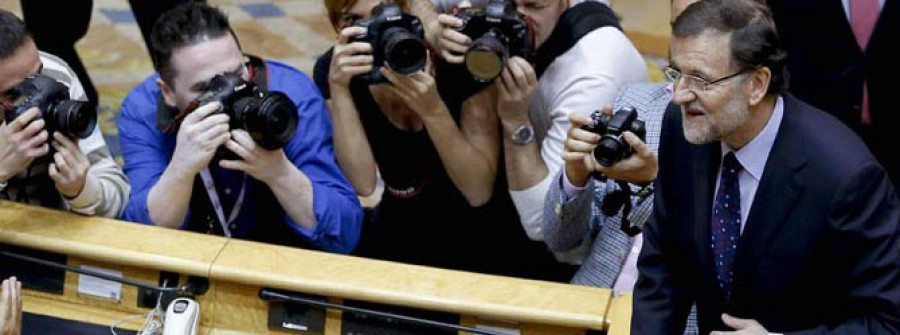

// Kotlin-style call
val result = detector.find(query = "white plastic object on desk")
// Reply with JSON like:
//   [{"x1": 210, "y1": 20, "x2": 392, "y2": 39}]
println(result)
[{"x1": 163, "y1": 297, "x2": 200, "y2": 335}]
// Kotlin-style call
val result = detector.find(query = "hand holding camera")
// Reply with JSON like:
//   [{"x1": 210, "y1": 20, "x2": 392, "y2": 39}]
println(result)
[
  {"x1": 329, "y1": 26, "x2": 374, "y2": 88},
  {"x1": 453, "y1": 0, "x2": 533, "y2": 82},
  {"x1": 496, "y1": 57, "x2": 537, "y2": 122},
  {"x1": 48, "y1": 132, "x2": 91, "y2": 198},
  {"x1": 566, "y1": 106, "x2": 657, "y2": 186},
  {"x1": 172, "y1": 101, "x2": 231, "y2": 176},
  {"x1": 379, "y1": 61, "x2": 445, "y2": 118},
  {"x1": 1, "y1": 75, "x2": 97, "y2": 186},
  {"x1": 0, "y1": 108, "x2": 48, "y2": 181},
  {"x1": 349, "y1": 2, "x2": 427, "y2": 84},
  {"x1": 436, "y1": 14, "x2": 470, "y2": 64},
  {"x1": 173, "y1": 72, "x2": 299, "y2": 179},
  {"x1": 219, "y1": 128, "x2": 294, "y2": 184}
]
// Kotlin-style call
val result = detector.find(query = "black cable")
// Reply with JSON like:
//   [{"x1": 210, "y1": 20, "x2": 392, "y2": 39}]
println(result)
[
  {"x1": 260, "y1": 289, "x2": 513, "y2": 335},
  {"x1": 0, "y1": 249, "x2": 184, "y2": 294}
]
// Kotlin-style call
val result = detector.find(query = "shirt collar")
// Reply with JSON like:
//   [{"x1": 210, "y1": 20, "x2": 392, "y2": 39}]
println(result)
[{"x1": 720, "y1": 95, "x2": 784, "y2": 181}]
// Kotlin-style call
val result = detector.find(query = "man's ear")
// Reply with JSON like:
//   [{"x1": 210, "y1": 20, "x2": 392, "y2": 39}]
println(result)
[
  {"x1": 157, "y1": 77, "x2": 177, "y2": 108},
  {"x1": 747, "y1": 66, "x2": 771, "y2": 106}
]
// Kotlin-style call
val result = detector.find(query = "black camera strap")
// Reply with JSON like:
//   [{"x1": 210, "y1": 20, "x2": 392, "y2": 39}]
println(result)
[
  {"x1": 533, "y1": 1, "x2": 621, "y2": 78},
  {"x1": 597, "y1": 178, "x2": 642, "y2": 237},
  {"x1": 245, "y1": 54, "x2": 269, "y2": 92}
]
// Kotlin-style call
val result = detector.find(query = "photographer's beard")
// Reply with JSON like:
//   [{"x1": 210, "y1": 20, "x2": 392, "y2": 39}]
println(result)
[{"x1": 682, "y1": 93, "x2": 751, "y2": 146}]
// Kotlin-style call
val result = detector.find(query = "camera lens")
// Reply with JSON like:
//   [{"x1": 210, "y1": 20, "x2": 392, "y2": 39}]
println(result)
[
  {"x1": 261, "y1": 96, "x2": 297, "y2": 143},
  {"x1": 594, "y1": 136, "x2": 624, "y2": 167},
  {"x1": 236, "y1": 92, "x2": 298, "y2": 150},
  {"x1": 383, "y1": 27, "x2": 427, "y2": 75},
  {"x1": 53, "y1": 100, "x2": 96, "y2": 138},
  {"x1": 465, "y1": 34, "x2": 507, "y2": 82}
]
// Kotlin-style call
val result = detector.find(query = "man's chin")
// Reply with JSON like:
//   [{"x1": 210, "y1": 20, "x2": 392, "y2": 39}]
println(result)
[{"x1": 683, "y1": 126, "x2": 712, "y2": 145}]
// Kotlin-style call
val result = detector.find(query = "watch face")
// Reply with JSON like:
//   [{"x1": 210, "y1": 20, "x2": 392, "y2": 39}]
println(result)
[{"x1": 513, "y1": 124, "x2": 534, "y2": 144}]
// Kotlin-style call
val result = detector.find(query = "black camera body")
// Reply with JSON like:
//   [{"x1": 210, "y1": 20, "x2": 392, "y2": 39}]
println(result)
[
  {"x1": 196, "y1": 73, "x2": 298, "y2": 151},
  {"x1": 350, "y1": 2, "x2": 427, "y2": 84},
  {"x1": 582, "y1": 107, "x2": 646, "y2": 167},
  {"x1": 4, "y1": 74, "x2": 96, "y2": 139},
  {"x1": 455, "y1": 0, "x2": 532, "y2": 82}
]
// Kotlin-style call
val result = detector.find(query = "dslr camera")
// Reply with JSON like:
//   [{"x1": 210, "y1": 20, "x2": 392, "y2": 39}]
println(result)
[
  {"x1": 192, "y1": 73, "x2": 298, "y2": 151},
  {"x1": 455, "y1": 0, "x2": 533, "y2": 82},
  {"x1": 582, "y1": 107, "x2": 646, "y2": 167},
  {"x1": 3, "y1": 74, "x2": 96, "y2": 139},
  {"x1": 351, "y1": 2, "x2": 427, "y2": 83}
]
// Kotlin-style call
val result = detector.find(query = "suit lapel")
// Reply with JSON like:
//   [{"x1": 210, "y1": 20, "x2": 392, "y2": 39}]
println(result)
[
  {"x1": 692, "y1": 140, "x2": 721, "y2": 292},
  {"x1": 734, "y1": 95, "x2": 808, "y2": 287}
]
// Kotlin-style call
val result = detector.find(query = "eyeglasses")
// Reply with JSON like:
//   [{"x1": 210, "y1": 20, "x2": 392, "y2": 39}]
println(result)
[{"x1": 664, "y1": 66, "x2": 747, "y2": 92}]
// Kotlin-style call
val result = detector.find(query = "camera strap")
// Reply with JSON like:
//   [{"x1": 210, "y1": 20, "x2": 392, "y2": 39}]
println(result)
[
  {"x1": 533, "y1": 1, "x2": 621, "y2": 78},
  {"x1": 199, "y1": 167, "x2": 248, "y2": 238},
  {"x1": 246, "y1": 54, "x2": 269, "y2": 92}
]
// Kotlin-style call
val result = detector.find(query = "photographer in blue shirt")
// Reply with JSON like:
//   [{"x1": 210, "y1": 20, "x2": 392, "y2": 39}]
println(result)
[{"x1": 118, "y1": 3, "x2": 362, "y2": 253}]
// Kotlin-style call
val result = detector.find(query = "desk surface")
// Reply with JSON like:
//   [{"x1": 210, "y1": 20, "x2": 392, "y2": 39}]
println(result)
[
  {"x1": 0, "y1": 201, "x2": 613, "y2": 331},
  {"x1": 607, "y1": 293, "x2": 633, "y2": 335},
  {"x1": 0, "y1": 201, "x2": 226, "y2": 277}
]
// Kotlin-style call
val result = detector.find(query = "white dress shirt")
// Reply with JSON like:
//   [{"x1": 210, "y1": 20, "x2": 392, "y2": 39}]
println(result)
[
  {"x1": 714, "y1": 96, "x2": 784, "y2": 234},
  {"x1": 509, "y1": 23, "x2": 648, "y2": 240}
]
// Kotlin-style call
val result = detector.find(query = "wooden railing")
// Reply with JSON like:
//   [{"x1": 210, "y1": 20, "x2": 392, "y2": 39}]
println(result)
[{"x1": 0, "y1": 200, "x2": 633, "y2": 334}]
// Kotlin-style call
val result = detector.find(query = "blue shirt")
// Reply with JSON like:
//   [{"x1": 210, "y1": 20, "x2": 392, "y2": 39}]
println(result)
[{"x1": 118, "y1": 60, "x2": 362, "y2": 254}]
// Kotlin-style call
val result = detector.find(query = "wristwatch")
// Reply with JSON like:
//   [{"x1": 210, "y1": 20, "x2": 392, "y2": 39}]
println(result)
[{"x1": 510, "y1": 124, "x2": 535, "y2": 145}]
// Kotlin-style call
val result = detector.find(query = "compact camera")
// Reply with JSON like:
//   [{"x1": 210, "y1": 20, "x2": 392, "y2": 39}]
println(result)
[{"x1": 582, "y1": 107, "x2": 646, "y2": 167}]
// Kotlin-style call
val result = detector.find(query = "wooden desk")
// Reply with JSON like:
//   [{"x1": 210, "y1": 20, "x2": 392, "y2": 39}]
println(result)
[
  {"x1": 0, "y1": 201, "x2": 613, "y2": 334},
  {"x1": 606, "y1": 293, "x2": 633, "y2": 335}
]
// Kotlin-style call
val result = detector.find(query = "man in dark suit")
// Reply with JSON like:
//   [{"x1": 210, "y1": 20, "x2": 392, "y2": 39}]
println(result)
[
  {"x1": 767, "y1": 0, "x2": 898, "y2": 186},
  {"x1": 633, "y1": 0, "x2": 900, "y2": 333}
]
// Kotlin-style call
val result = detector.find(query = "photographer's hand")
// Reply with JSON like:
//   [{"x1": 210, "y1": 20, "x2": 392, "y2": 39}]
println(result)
[
  {"x1": 171, "y1": 102, "x2": 229, "y2": 177},
  {"x1": 379, "y1": 66, "x2": 445, "y2": 117},
  {"x1": 496, "y1": 57, "x2": 537, "y2": 122},
  {"x1": 329, "y1": 27, "x2": 373, "y2": 89},
  {"x1": 436, "y1": 14, "x2": 470, "y2": 64},
  {"x1": 219, "y1": 129, "x2": 292, "y2": 185},
  {"x1": 0, "y1": 108, "x2": 48, "y2": 181},
  {"x1": 597, "y1": 131, "x2": 658, "y2": 185},
  {"x1": 48, "y1": 133, "x2": 89, "y2": 198},
  {"x1": 220, "y1": 130, "x2": 318, "y2": 229},
  {"x1": 0, "y1": 277, "x2": 22, "y2": 335},
  {"x1": 563, "y1": 113, "x2": 601, "y2": 187}
]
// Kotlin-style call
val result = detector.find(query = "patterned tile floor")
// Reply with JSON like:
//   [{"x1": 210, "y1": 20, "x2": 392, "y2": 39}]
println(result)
[{"x1": 1, "y1": 0, "x2": 668, "y2": 206}]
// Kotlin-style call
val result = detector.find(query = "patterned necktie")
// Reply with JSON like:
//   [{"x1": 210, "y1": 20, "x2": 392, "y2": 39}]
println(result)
[
  {"x1": 851, "y1": 0, "x2": 880, "y2": 124},
  {"x1": 711, "y1": 152, "x2": 742, "y2": 302}
]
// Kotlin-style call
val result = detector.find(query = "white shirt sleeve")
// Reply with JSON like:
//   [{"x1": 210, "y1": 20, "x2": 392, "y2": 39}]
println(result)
[{"x1": 509, "y1": 27, "x2": 649, "y2": 240}]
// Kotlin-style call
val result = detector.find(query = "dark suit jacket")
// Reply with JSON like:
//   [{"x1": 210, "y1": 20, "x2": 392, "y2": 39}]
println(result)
[
  {"x1": 633, "y1": 95, "x2": 900, "y2": 334},
  {"x1": 768, "y1": 0, "x2": 899, "y2": 185}
]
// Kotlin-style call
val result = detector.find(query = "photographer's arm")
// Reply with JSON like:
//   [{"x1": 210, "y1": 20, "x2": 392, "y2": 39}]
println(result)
[
  {"x1": 141, "y1": 102, "x2": 228, "y2": 228},
  {"x1": 327, "y1": 28, "x2": 378, "y2": 196},
  {"x1": 220, "y1": 136, "x2": 318, "y2": 229},
  {"x1": 380, "y1": 69, "x2": 499, "y2": 206},
  {"x1": 495, "y1": 58, "x2": 551, "y2": 237},
  {"x1": 221, "y1": 90, "x2": 363, "y2": 254}
]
